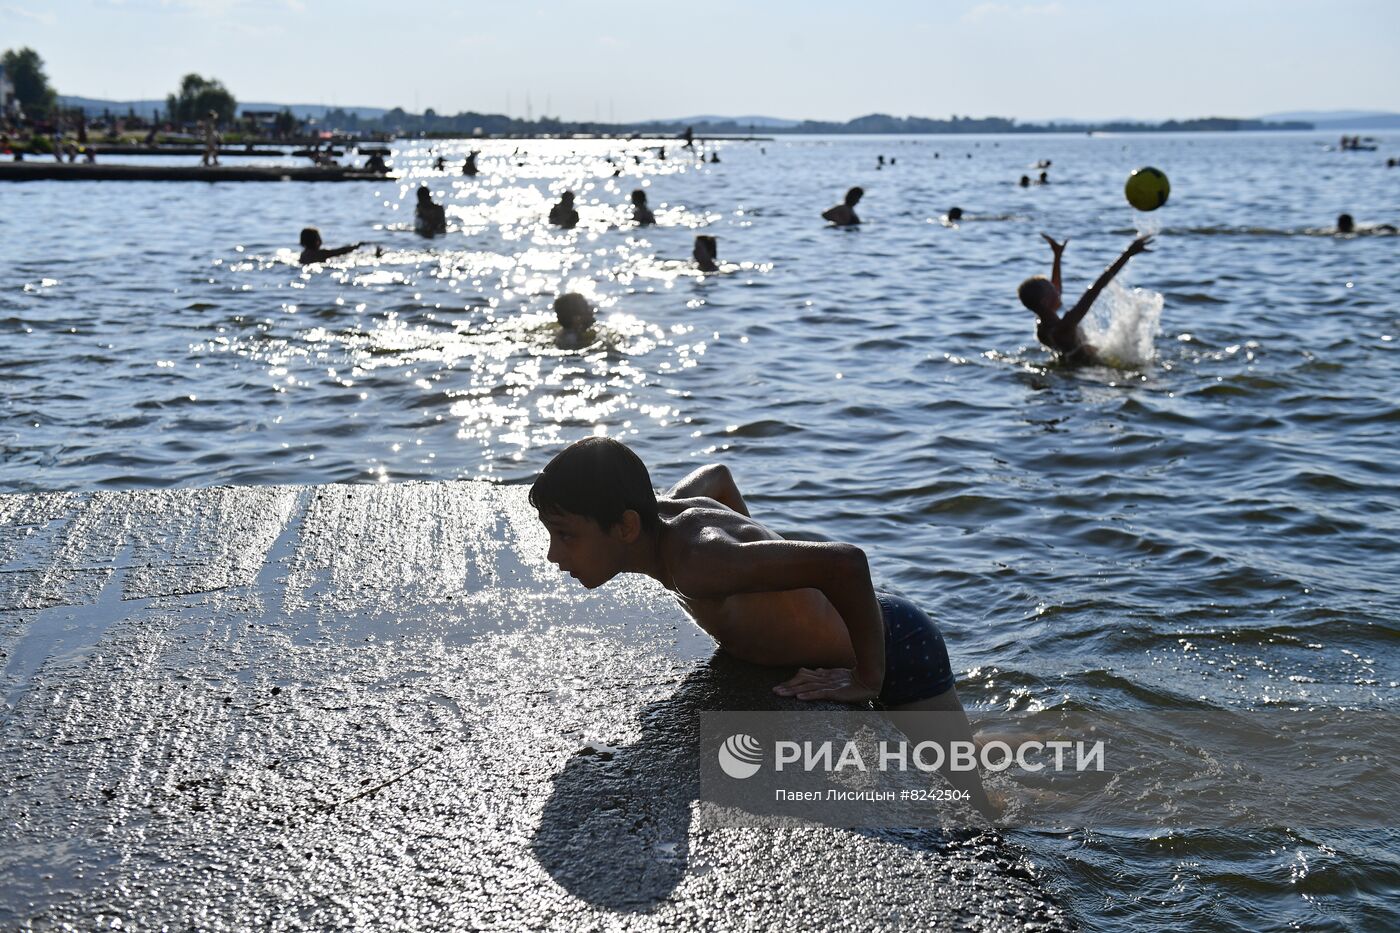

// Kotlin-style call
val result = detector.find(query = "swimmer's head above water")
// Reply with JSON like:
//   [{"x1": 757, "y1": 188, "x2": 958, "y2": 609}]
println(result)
[
  {"x1": 553, "y1": 292, "x2": 595, "y2": 333},
  {"x1": 844, "y1": 186, "x2": 864, "y2": 207},
  {"x1": 1337, "y1": 213, "x2": 1355, "y2": 234},
  {"x1": 693, "y1": 235, "x2": 719, "y2": 272},
  {"x1": 1017, "y1": 275, "x2": 1062, "y2": 317},
  {"x1": 299, "y1": 227, "x2": 322, "y2": 251}
]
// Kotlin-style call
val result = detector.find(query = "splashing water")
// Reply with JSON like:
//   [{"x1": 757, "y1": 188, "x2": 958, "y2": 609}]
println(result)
[
  {"x1": 1133, "y1": 210, "x2": 1164, "y2": 237},
  {"x1": 1081, "y1": 279, "x2": 1164, "y2": 368}
]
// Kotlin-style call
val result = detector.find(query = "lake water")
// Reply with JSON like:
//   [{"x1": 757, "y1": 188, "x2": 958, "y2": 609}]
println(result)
[{"x1": 3, "y1": 131, "x2": 1399, "y2": 930}]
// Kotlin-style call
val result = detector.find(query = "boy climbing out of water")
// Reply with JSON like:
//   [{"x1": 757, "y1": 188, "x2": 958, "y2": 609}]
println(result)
[
  {"x1": 1018, "y1": 233, "x2": 1153, "y2": 363},
  {"x1": 530, "y1": 437, "x2": 995, "y2": 817}
]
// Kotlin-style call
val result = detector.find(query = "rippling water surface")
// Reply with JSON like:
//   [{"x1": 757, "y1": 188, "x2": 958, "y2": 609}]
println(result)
[{"x1": 4, "y1": 132, "x2": 1399, "y2": 930}]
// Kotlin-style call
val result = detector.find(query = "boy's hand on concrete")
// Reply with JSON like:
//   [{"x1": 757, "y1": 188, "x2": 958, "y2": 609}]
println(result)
[{"x1": 774, "y1": 667, "x2": 878, "y2": 703}]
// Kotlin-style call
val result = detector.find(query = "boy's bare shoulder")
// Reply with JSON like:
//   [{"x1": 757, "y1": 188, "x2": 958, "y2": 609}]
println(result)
[{"x1": 661, "y1": 500, "x2": 776, "y2": 552}]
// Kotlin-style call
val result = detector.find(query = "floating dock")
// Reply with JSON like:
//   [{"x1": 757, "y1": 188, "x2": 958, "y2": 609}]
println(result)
[
  {"x1": 0, "y1": 162, "x2": 388, "y2": 182},
  {"x1": 88, "y1": 145, "x2": 293, "y2": 157},
  {"x1": 0, "y1": 481, "x2": 1067, "y2": 930}
]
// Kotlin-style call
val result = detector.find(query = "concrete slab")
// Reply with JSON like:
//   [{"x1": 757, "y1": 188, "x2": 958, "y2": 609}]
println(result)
[{"x1": 0, "y1": 482, "x2": 1072, "y2": 931}]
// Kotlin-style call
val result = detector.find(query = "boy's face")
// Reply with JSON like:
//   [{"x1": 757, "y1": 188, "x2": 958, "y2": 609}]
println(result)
[{"x1": 538, "y1": 509, "x2": 630, "y2": 589}]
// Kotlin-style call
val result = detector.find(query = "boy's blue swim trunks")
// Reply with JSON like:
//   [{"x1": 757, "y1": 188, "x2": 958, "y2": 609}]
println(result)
[{"x1": 876, "y1": 592, "x2": 957, "y2": 707}]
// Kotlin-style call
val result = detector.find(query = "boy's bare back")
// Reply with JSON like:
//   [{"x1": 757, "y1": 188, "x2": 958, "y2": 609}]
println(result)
[{"x1": 655, "y1": 498, "x2": 857, "y2": 669}]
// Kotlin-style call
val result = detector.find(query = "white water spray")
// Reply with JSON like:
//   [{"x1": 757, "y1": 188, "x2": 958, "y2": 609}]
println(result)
[{"x1": 1081, "y1": 279, "x2": 1164, "y2": 369}]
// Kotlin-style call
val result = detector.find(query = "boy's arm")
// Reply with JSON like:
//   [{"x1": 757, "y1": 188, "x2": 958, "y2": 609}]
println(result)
[
  {"x1": 1060, "y1": 235, "x2": 1152, "y2": 334},
  {"x1": 673, "y1": 536, "x2": 885, "y2": 701},
  {"x1": 327, "y1": 243, "x2": 361, "y2": 259},
  {"x1": 1041, "y1": 233, "x2": 1067, "y2": 294},
  {"x1": 665, "y1": 464, "x2": 751, "y2": 516}
]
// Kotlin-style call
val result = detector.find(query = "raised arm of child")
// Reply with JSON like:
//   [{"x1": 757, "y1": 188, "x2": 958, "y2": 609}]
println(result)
[
  {"x1": 1041, "y1": 233, "x2": 1067, "y2": 295},
  {"x1": 1059, "y1": 234, "x2": 1153, "y2": 336},
  {"x1": 325, "y1": 242, "x2": 364, "y2": 260}
]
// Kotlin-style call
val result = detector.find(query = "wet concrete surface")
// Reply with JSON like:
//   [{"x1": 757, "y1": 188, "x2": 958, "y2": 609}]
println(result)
[{"x1": 0, "y1": 482, "x2": 1072, "y2": 931}]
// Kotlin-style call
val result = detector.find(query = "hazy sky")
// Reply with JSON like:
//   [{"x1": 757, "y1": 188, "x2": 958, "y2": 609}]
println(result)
[{"x1": 5, "y1": 0, "x2": 1398, "y2": 121}]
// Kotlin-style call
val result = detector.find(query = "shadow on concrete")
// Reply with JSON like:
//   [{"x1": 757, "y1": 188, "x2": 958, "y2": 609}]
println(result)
[
  {"x1": 531, "y1": 651, "x2": 966, "y2": 913},
  {"x1": 531, "y1": 652, "x2": 769, "y2": 911}
]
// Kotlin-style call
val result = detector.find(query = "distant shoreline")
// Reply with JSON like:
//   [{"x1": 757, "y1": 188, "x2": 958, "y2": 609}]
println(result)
[
  {"x1": 632, "y1": 117, "x2": 1316, "y2": 136},
  {"x1": 55, "y1": 97, "x2": 1321, "y2": 136}
]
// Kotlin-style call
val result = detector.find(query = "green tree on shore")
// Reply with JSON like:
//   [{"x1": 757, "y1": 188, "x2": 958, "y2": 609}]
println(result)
[
  {"x1": 1, "y1": 47, "x2": 58, "y2": 118},
  {"x1": 165, "y1": 73, "x2": 237, "y2": 125}
]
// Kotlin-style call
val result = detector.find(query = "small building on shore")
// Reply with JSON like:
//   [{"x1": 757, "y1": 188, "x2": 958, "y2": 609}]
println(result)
[{"x1": 241, "y1": 109, "x2": 282, "y2": 132}]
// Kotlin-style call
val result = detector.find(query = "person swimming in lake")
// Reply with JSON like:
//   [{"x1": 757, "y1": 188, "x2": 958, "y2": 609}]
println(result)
[
  {"x1": 630, "y1": 189, "x2": 656, "y2": 226},
  {"x1": 1337, "y1": 212, "x2": 1398, "y2": 235},
  {"x1": 550, "y1": 191, "x2": 580, "y2": 229},
  {"x1": 822, "y1": 186, "x2": 863, "y2": 226},
  {"x1": 553, "y1": 292, "x2": 596, "y2": 348},
  {"x1": 693, "y1": 235, "x2": 719, "y2": 272},
  {"x1": 298, "y1": 227, "x2": 364, "y2": 264},
  {"x1": 530, "y1": 436, "x2": 996, "y2": 817},
  {"x1": 363, "y1": 151, "x2": 388, "y2": 174},
  {"x1": 1019, "y1": 175, "x2": 1031, "y2": 188},
  {"x1": 414, "y1": 185, "x2": 447, "y2": 238},
  {"x1": 1018, "y1": 233, "x2": 1154, "y2": 363},
  {"x1": 463, "y1": 150, "x2": 480, "y2": 176},
  {"x1": 947, "y1": 207, "x2": 964, "y2": 222}
]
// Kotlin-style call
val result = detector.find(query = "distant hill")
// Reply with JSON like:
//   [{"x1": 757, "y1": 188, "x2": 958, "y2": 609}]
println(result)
[
  {"x1": 1260, "y1": 109, "x2": 1400, "y2": 130},
  {"x1": 57, "y1": 96, "x2": 389, "y2": 120},
  {"x1": 54, "y1": 96, "x2": 1356, "y2": 135},
  {"x1": 57, "y1": 96, "x2": 166, "y2": 117},
  {"x1": 654, "y1": 114, "x2": 802, "y2": 129}
]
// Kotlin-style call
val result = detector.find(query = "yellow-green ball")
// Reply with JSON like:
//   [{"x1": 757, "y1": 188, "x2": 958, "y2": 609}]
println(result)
[{"x1": 1125, "y1": 167, "x2": 1170, "y2": 211}]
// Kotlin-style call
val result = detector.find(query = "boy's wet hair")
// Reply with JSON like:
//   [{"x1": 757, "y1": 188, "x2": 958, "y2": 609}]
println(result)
[
  {"x1": 299, "y1": 227, "x2": 320, "y2": 248},
  {"x1": 530, "y1": 437, "x2": 660, "y2": 533},
  {"x1": 1018, "y1": 275, "x2": 1059, "y2": 312},
  {"x1": 553, "y1": 292, "x2": 595, "y2": 331}
]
